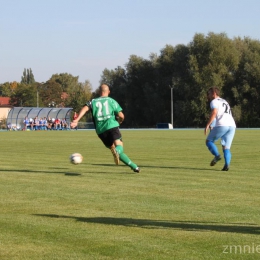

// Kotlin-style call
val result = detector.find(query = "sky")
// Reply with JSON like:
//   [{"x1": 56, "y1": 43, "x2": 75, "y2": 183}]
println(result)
[{"x1": 1, "y1": 0, "x2": 259, "y2": 90}]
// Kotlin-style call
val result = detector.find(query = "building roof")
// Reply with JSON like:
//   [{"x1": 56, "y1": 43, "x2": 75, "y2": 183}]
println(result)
[{"x1": 0, "y1": 97, "x2": 11, "y2": 106}]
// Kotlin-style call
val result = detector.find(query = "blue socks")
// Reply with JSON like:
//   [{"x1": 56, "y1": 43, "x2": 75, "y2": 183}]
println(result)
[
  {"x1": 223, "y1": 149, "x2": 231, "y2": 167},
  {"x1": 206, "y1": 141, "x2": 220, "y2": 157},
  {"x1": 206, "y1": 141, "x2": 232, "y2": 167}
]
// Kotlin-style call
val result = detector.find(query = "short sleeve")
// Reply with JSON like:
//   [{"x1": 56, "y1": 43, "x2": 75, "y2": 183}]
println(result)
[{"x1": 85, "y1": 100, "x2": 92, "y2": 108}]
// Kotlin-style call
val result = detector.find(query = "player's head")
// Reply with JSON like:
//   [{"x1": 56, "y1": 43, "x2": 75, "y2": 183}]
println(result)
[
  {"x1": 99, "y1": 83, "x2": 110, "y2": 96},
  {"x1": 207, "y1": 87, "x2": 220, "y2": 101}
]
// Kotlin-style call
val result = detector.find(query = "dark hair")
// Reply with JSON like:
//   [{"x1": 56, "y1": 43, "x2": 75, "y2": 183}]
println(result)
[{"x1": 208, "y1": 87, "x2": 220, "y2": 96}]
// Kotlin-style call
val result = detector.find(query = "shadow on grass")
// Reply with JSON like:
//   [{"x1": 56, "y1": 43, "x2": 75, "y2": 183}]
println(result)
[
  {"x1": 34, "y1": 214, "x2": 260, "y2": 235},
  {"x1": 0, "y1": 168, "x2": 136, "y2": 175},
  {"x1": 92, "y1": 164, "x2": 221, "y2": 172},
  {"x1": 0, "y1": 169, "x2": 81, "y2": 176}
]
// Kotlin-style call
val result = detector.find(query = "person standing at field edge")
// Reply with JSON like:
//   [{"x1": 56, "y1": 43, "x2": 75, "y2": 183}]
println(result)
[
  {"x1": 204, "y1": 87, "x2": 236, "y2": 171},
  {"x1": 73, "y1": 112, "x2": 78, "y2": 130},
  {"x1": 70, "y1": 83, "x2": 140, "y2": 173}
]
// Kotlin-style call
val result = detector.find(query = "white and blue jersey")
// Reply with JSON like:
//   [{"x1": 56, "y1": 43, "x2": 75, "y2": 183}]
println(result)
[
  {"x1": 208, "y1": 98, "x2": 236, "y2": 149},
  {"x1": 210, "y1": 98, "x2": 236, "y2": 127}
]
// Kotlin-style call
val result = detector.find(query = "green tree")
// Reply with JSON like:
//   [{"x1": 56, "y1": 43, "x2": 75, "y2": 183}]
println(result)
[
  {"x1": 0, "y1": 81, "x2": 19, "y2": 97},
  {"x1": 184, "y1": 32, "x2": 240, "y2": 126},
  {"x1": 155, "y1": 44, "x2": 191, "y2": 127},
  {"x1": 231, "y1": 37, "x2": 260, "y2": 126},
  {"x1": 100, "y1": 66, "x2": 128, "y2": 108},
  {"x1": 39, "y1": 80, "x2": 63, "y2": 107},
  {"x1": 64, "y1": 80, "x2": 93, "y2": 113},
  {"x1": 50, "y1": 73, "x2": 79, "y2": 92},
  {"x1": 123, "y1": 55, "x2": 155, "y2": 126},
  {"x1": 9, "y1": 83, "x2": 37, "y2": 106},
  {"x1": 21, "y1": 68, "x2": 35, "y2": 84}
]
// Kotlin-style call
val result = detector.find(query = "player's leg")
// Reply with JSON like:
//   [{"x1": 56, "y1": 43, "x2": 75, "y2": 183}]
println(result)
[
  {"x1": 221, "y1": 127, "x2": 236, "y2": 171},
  {"x1": 114, "y1": 139, "x2": 139, "y2": 172},
  {"x1": 98, "y1": 130, "x2": 120, "y2": 165},
  {"x1": 206, "y1": 127, "x2": 222, "y2": 166},
  {"x1": 111, "y1": 128, "x2": 139, "y2": 172},
  {"x1": 99, "y1": 128, "x2": 140, "y2": 172},
  {"x1": 110, "y1": 143, "x2": 120, "y2": 165}
]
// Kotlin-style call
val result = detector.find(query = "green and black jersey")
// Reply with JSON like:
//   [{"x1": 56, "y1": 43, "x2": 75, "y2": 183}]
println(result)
[{"x1": 86, "y1": 97, "x2": 122, "y2": 134}]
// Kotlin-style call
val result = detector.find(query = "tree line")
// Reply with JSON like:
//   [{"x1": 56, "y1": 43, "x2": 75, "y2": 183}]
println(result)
[
  {"x1": 1, "y1": 32, "x2": 260, "y2": 127},
  {"x1": 0, "y1": 70, "x2": 93, "y2": 116}
]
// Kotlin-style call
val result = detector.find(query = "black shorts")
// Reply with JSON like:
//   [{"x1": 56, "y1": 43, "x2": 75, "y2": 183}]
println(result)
[{"x1": 98, "y1": 127, "x2": 122, "y2": 147}]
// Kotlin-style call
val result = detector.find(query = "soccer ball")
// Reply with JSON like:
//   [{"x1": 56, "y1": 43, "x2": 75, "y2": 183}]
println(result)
[{"x1": 70, "y1": 153, "x2": 83, "y2": 165}]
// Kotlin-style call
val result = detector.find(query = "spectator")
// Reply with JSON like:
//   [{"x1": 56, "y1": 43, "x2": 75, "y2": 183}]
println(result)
[
  {"x1": 23, "y1": 117, "x2": 30, "y2": 130},
  {"x1": 34, "y1": 117, "x2": 40, "y2": 130},
  {"x1": 73, "y1": 112, "x2": 78, "y2": 120},
  {"x1": 47, "y1": 117, "x2": 53, "y2": 130},
  {"x1": 61, "y1": 118, "x2": 68, "y2": 130},
  {"x1": 7, "y1": 122, "x2": 12, "y2": 131},
  {"x1": 39, "y1": 118, "x2": 43, "y2": 130},
  {"x1": 29, "y1": 118, "x2": 34, "y2": 130},
  {"x1": 7, "y1": 123, "x2": 18, "y2": 131},
  {"x1": 42, "y1": 117, "x2": 48, "y2": 130},
  {"x1": 54, "y1": 118, "x2": 61, "y2": 130},
  {"x1": 73, "y1": 112, "x2": 78, "y2": 130}
]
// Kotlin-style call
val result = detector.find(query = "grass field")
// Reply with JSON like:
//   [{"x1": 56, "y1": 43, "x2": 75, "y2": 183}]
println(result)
[{"x1": 0, "y1": 129, "x2": 260, "y2": 260}]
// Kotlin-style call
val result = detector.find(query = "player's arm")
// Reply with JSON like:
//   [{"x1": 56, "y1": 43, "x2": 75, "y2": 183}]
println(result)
[
  {"x1": 70, "y1": 105, "x2": 89, "y2": 128},
  {"x1": 116, "y1": 111, "x2": 124, "y2": 124},
  {"x1": 204, "y1": 108, "x2": 218, "y2": 135}
]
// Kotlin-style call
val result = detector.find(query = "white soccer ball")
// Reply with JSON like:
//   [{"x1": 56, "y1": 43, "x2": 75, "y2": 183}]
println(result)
[{"x1": 70, "y1": 153, "x2": 83, "y2": 165}]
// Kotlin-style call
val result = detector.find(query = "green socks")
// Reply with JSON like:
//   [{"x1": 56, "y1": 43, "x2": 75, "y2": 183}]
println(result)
[{"x1": 115, "y1": 145, "x2": 137, "y2": 170}]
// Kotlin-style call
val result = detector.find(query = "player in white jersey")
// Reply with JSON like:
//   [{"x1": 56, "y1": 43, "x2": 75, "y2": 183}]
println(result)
[{"x1": 204, "y1": 87, "x2": 236, "y2": 171}]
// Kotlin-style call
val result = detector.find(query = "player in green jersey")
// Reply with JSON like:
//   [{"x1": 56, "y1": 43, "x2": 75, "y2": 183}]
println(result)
[{"x1": 71, "y1": 84, "x2": 140, "y2": 173}]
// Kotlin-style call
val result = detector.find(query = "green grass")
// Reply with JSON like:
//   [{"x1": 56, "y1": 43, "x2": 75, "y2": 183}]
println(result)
[{"x1": 0, "y1": 129, "x2": 260, "y2": 260}]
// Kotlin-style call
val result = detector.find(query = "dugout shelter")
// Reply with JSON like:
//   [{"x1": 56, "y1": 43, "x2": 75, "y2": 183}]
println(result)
[{"x1": 7, "y1": 107, "x2": 73, "y2": 129}]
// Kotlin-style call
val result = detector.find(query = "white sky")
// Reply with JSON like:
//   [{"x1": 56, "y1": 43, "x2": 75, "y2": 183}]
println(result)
[{"x1": 1, "y1": 0, "x2": 259, "y2": 89}]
